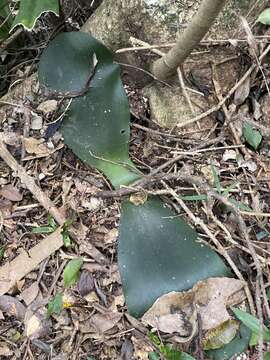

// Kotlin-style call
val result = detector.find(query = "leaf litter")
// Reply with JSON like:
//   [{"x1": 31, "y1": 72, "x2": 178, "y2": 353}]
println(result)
[{"x1": 0, "y1": 3, "x2": 270, "y2": 359}]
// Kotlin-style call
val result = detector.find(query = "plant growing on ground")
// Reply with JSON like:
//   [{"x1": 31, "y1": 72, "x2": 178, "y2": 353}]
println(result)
[
  {"x1": 38, "y1": 32, "x2": 232, "y2": 360},
  {"x1": 0, "y1": 0, "x2": 59, "y2": 40},
  {"x1": 6, "y1": 0, "x2": 266, "y2": 358},
  {"x1": 232, "y1": 307, "x2": 270, "y2": 358}
]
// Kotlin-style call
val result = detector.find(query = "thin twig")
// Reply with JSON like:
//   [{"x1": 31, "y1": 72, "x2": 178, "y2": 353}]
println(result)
[
  {"x1": 0, "y1": 28, "x2": 23, "y2": 52},
  {"x1": 177, "y1": 67, "x2": 195, "y2": 114},
  {"x1": 0, "y1": 134, "x2": 108, "y2": 264},
  {"x1": 97, "y1": 136, "x2": 224, "y2": 198},
  {"x1": 175, "y1": 43, "x2": 270, "y2": 129},
  {"x1": 117, "y1": 62, "x2": 172, "y2": 88},
  {"x1": 0, "y1": 133, "x2": 65, "y2": 224},
  {"x1": 161, "y1": 180, "x2": 255, "y2": 314},
  {"x1": 256, "y1": 276, "x2": 264, "y2": 360}
]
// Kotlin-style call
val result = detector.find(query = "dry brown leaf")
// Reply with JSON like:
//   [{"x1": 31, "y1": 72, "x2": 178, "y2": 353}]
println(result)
[
  {"x1": 102, "y1": 268, "x2": 121, "y2": 286},
  {"x1": 104, "y1": 228, "x2": 118, "y2": 244},
  {"x1": 0, "y1": 342, "x2": 13, "y2": 356},
  {"x1": 0, "y1": 228, "x2": 63, "y2": 295},
  {"x1": 199, "y1": 164, "x2": 215, "y2": 185},
  {"x1": 84, "y1": 291, "x2": 99, "y2": 303},
  {"x1": 19, "y1": 282, "x2": 39, "y2": 306},
  {"x1": 222, "y1": 150, "x2": 237, "y2": 162},
  {"x1": 90, "y1": 311, "x2": 122, "y2": 333},
  {"x1": 121, "y1": 339, "x2": 134, "y2": 360},
  {"x1": 234, "y1": 75, "x2": 251, "y2": 106},
  {"x1": 129, "y1": 192, "x2": 148, "y2": 205},
  {"x1": 131, "y1": 336, "x2": 153, "y2": 360},
  {"x1": 196, "y1": 278, "x2": 245, "y2": 330},
  {"x1": 0, "y1": 184, "x2": 23, "y2": 202},
  {"x1": 240, "y1": 16, "x2": 258, "y2": 56},
  {"x1": 37, "y1": 100, "x2": 58, "y2": 114},
  {"x1": 142, "y1": 291, "x2": 197, "y2": 342},
  {"x1": 142, "y1": 277, "x2": 245, "y2": 339},
  {"x1": 78, "y1": 270, "x2": 95, "y2": 297},
  {"x1": 24, "y1": 306, "x2": 51, "y2": 339},
  {"x1": 25, "y1": 313, "x2": 42, "y2": 338},
  {"x1": 202, "y1": 319, "x2": 239, "y2": 350},
  {"x1": 23, "y1": 137, "x2": 49, "y2": 155},
  {"x1": 79, "y1": 241, "x2": 108, "y2": 265},
  {"x1": 0, "y1": 295, "x2": 26, "y2": 321},
  {"x1": 110, "y1": 294, "x2": 125, "y2": 312}
]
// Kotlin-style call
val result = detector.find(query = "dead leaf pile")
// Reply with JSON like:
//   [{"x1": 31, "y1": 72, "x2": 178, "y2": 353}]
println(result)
[{"x1": 142, "y1": 277, "x2": 245, "y2": 343}]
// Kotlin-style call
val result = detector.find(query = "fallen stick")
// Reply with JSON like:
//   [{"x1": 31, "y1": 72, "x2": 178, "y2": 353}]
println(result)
[
  {"x1": 0, "y1": 134, "x2": 65, "y2": 225},
  {"x1": 0, "y1": 134, "x2": 108, "y2": 281},
  {"x1": 0, "y1": 228, "x2": 63, "y2": 296}
]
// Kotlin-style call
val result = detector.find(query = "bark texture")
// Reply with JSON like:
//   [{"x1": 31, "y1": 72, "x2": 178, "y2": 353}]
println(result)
[{"x1": 152, "y1": 0, "x2": 227, "y2": 80}]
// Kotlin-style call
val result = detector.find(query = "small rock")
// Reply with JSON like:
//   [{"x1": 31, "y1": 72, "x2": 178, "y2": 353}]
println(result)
[
  {"x1": 81, "y1": 197, "x2": 102, "y2": 211},
  {"x1": 31, "y1": 113, "x2": 43, "y2": 130},
  {"x1": 8, "y1": 118, "x2": 17, "y2": 125},
  {"x1": 38, "y1": 173, "x2": 46, "y2": 181},
  {"x1": 37, "y1": 100, "x2": 58, "y2": 114},
  {"x1": 238, "y1": 159, "x2": 257, "y2": 173},
  {"x1": 222, "y1": 149, "x2": 237, "y2": 162},
  {"x1": 104, "y1": 228, "x2": 118, "y2": 244},
  {"x1": 46, "y1": 139, "x2": 54, "y2": 149}
]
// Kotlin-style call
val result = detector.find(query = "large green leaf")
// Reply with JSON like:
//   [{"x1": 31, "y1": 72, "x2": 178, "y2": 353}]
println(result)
[
  {"x1": 39, "y1": 33, "x2": 231, "y2": 329},
  {"x1": 0, "y1": 0, "x2": 12, "y2": 40},
  {"x1": 231, "y1": 307, "x2": 270, "y2": 341},
  {"x1": 38, "y1": 32, "x2": 141, "y2": 188},
  {"x1": 0, "y1": 0, "x2": 10, "y2": 19},
  {"x1": 11, "y1": 0, "x2": 59, "y2": 31},
  {"x1": 118, "y1": 197, "x2": 231, "y2": 317}
]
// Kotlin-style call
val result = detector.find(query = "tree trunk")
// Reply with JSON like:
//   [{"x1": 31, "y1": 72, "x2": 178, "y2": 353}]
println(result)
[{"x1": 152, "y1": 0, "x2": 227, "y2": 80}]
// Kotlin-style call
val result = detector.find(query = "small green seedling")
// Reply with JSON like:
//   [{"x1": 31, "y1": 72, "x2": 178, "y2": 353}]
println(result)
[
  {"x1": 243, "y1": 122, "x2": 262, "y2": 151},
  {"x1": 32, "y1": 216, "x2": 57, "y2": 234},
  {"x1": 210, "y1": 164, "x2": 252, "y2": 212},
  {"x1": 47, "y1": 292, "x2": 63, "y2": 318},
  {"x1": 0, "y1": 245, "x2": 6, "y2": 259},
  {"x1": 211, "y1": 161, "x2": 222, "y2": 194},
  {"x1": 61, "y1": 218, "x2": 74, "y2": 247},
  {"x1": 232, "y1": 307, "x2": 270, "y2": 342},
  {"x1": 232, "y1": 307, "x2": 270, "y2": 358},
  {"x1": 148, "y1": 332, "x2": 196, "y2": 360},
  {"x1": 63, "y1": 258, "x2": 83, "y2": 288}
]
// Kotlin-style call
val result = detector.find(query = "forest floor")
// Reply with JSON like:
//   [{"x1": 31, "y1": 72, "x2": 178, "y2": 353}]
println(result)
[{"x1": 0, "y1": 0, "x2": 270, "y2": 359}]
